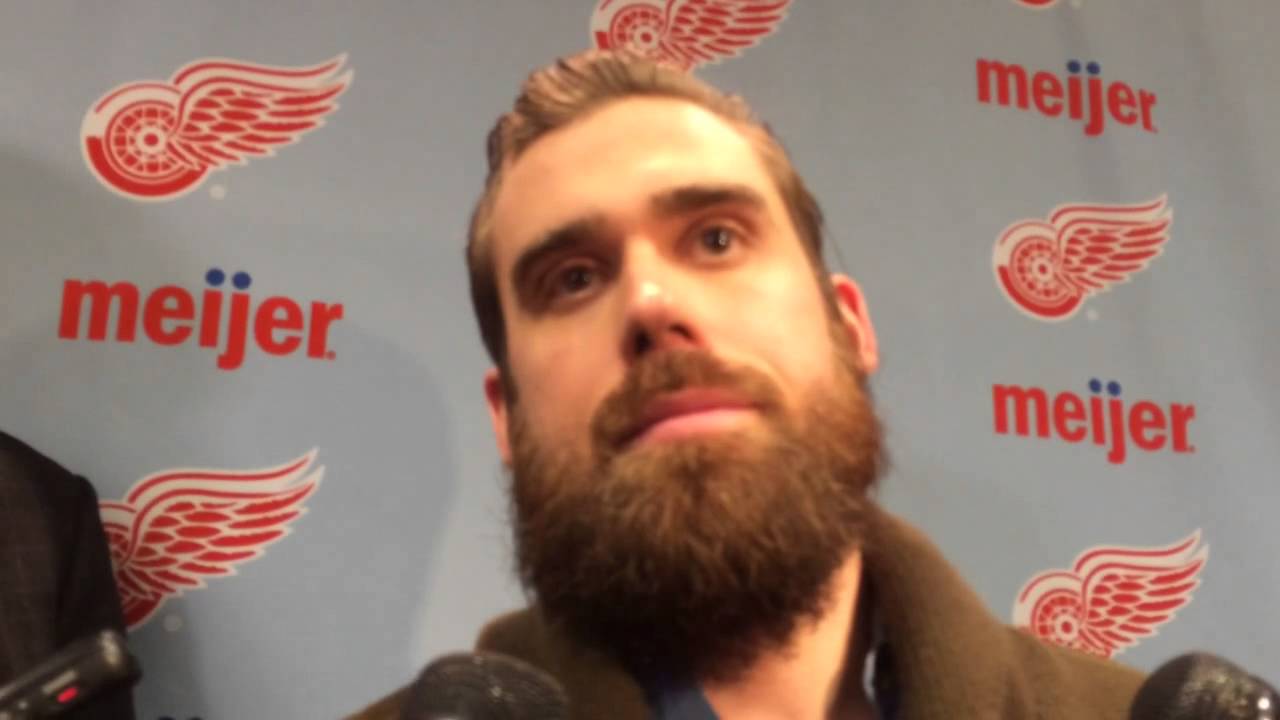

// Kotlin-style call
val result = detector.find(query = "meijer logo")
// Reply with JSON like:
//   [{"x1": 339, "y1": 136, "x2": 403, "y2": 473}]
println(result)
[
  {"x1": 82, "y1": 56, "x2": 351, "y2": 200},
  {"x1": 977, "y1": 58, "x2": 1156, "y2": 136},
  {"x1": 591, "y1": 0, "x2": 791, "y2": 71},
  {"x1": 993, "y1": 196, "x2": 1170, "y2": 320},
  {"x1": 992, "y1": 379, "x2": 1195, "y2": 464},
  {"x1": 57, "y1": 268, "x2": 343, "y2": 371}
]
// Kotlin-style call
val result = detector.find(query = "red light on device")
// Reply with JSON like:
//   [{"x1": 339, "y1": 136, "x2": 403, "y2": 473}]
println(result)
[{"x1": 57, "y1": 686, "x2": 80, "y2": 704}]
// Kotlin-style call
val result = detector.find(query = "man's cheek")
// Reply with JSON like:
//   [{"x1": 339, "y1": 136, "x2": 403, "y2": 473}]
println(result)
[{"x1": 524, "y1": 385, "x2": 594, "y2": 443}]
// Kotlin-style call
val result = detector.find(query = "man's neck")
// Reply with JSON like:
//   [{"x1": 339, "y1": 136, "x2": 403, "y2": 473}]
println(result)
[{"x1": 700, "y1": 552, "x2": 875, "y2": 720}]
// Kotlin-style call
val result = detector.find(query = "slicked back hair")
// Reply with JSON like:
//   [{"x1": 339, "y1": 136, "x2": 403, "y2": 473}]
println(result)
[{"x1": 467, "y1": 49, "x2": 831, "y2": 383}]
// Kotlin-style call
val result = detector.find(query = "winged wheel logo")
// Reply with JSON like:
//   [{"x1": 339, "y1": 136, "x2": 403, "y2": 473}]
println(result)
[
  {"x1": 81, "y1": 56, "x2": 351, "y2": 200},
  {"x1": 98, "y1": 449, "x2": 323, "y2": 629},
  {"x1": 590, "y1": 0, "x2": 791, "y2": 71},
  {"x1": 1013, "y1": 532, "x2": 1207, "y2": 658},
  {"x1": 993, "y1": 196, "x2": 1171, "y2": 320}
]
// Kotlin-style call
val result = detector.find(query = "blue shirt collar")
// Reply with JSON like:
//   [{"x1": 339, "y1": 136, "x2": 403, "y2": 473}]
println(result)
[{"x1": 641, "y1": 634, "x2": 897, "y2": 720}]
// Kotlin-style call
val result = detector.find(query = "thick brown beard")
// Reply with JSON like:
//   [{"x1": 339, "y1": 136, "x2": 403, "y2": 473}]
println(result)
[{"x1": 508, "y1": 341, "x2": 883, "y2": 684}]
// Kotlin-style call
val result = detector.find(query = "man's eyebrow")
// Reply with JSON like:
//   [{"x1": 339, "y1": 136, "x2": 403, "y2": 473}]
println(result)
[
  {"x1": 508, "y1": 185, "x2": 764, "y2": 295},
  {"x1": 510, "y1": 215, "x2": 609, "y2": 294},
  {"x1": 650, "y1": 183, "x2": 768, "y2": 217}
]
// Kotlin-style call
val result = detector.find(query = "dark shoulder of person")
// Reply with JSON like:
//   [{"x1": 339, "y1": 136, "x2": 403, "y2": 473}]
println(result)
[{"x1": 0, "y1": 430, "x2": 137, "y2": 719}]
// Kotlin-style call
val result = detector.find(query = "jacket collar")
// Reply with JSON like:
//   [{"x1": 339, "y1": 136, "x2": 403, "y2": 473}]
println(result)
[{"x1": 348, "y1": 507, "x2": 1145, "y2": 720}]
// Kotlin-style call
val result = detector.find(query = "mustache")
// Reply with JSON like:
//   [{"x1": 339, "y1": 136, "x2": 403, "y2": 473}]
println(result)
[{"x1": 589, "y1": 350, "x2": 785, "y2": 451}]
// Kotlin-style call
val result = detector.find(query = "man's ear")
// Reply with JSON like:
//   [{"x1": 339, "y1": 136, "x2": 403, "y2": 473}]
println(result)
[
  {"x1": 483, "y1": 368, "x2": 512, "y2": 466},
  {"x1": 830, "y1": 274, "x2": 879, "y2": 374}
]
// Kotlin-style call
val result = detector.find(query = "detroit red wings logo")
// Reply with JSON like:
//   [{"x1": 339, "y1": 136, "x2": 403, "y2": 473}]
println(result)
[
  {"x1": 98, "y1": 450, "x2": 323, "y2": 629},
  {"x1": 590, "y1": 0, "x2": 791, "y2": 71},
  {"x1": 82, "y1": 56, "x2": 351, "y2": 200},
  {"x1": 993, "y1": 196, "x2": 1171, "y2": 320},
  {"x1": 1013, "y1": 532, "x2": 1207, "y2": 658}
]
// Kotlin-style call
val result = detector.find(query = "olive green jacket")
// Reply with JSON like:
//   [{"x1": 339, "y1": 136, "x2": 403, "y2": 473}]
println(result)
[{"x1": 346, "y1": 508, "x2": 1145, "y2": 719}]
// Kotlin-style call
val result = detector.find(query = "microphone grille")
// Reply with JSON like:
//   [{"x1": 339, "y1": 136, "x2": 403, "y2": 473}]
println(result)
[
  {"x1": 400, "y1": 652, "x2": 569, "y2": 720},
  {"x1": 1130, "y1": 652, "x2": 1277, "y2": 720}
]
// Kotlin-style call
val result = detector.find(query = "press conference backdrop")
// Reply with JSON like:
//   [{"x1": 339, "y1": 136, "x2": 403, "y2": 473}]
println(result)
[{"x1": 1, "y1": 1, "x2": 1275, "y2": 717}]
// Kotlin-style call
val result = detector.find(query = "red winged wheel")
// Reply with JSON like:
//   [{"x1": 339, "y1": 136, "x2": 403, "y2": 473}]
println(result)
[
  {"x1": 1013, "y1": 532, "x2": 1207, "y2": 658},
  {"x1": 98, "y1": 450, "x2": 323, "y2": 629},
  {"x1": 591, "y1": 0, "x2": 792, "y2": 71},
  {"x1": 81, "y1": 56, "x2": 351, "y2": 200},
  {"x1": 993, "y1": 196, "x2": 1172, "y2": 320}
]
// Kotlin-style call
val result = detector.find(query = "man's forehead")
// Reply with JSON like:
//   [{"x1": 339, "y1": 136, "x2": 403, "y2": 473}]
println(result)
[{"x1": 488, "y1": 96, "x2": 780, "y2": 266}]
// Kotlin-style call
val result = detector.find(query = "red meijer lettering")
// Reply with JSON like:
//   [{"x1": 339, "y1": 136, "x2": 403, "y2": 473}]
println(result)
[
  {"x1": 992, "y1": 380, "x2": 1194, "y2": 464},
  {"x1": 57, "y1": 268, "x2": 342, "y2": 371},
  {"x1": 977, "y1": 58, "x2": 1157, "y2": 137}
]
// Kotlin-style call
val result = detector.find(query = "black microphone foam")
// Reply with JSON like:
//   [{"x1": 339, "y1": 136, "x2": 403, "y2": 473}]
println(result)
[
  {"x1": 1130, "y1": 652, "x2": 1277, "y2": 720},
  {"x1": 399, "y1": 652, "x2": 569, "y2": 720}
]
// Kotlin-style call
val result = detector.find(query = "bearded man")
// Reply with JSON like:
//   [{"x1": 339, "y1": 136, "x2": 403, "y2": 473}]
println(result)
[{"x1": 352, "y1": 50, "x2": 1145, "y2": 719}]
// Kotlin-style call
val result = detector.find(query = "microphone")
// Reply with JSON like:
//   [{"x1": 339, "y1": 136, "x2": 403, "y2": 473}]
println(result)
[
  {"x1": 399, "y1": 652, "x2": 569, "y2": 720},
  {"x1": 1130, "y1": 652, "x2": 1277, "y2": 720},
  {"x1": 0, "y1": 629, "x2": 140, "y2": 719}
]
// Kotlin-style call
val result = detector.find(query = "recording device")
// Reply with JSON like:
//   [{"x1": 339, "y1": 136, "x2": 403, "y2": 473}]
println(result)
[
  {"x1": 0, "y1": 629, "x2": 140, "y2": 719},
  {"x1": 1130, "y1": 652, "x2": 1277, "y2": 720},
  {"x1": 399, "y1": 651, "x2": 569, "y2": 720}
]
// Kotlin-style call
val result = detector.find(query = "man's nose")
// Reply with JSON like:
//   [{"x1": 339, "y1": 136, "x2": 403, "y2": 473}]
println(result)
[{"x1": 620, "y1": 264, "x2": 704, "y2": 362}]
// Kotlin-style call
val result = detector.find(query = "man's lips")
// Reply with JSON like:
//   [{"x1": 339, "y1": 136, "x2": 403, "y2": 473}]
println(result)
[{"x1": 621, "y1": 389, "x2": 758, "y2": 447}]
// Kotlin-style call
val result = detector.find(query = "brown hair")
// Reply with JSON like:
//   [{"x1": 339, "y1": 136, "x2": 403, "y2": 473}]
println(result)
[{"x1": 467, "y1": 49, "x2": 829, "y2": 373}]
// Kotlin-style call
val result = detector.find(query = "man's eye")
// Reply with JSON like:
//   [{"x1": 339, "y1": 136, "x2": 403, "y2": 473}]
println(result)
[
  {"x1": 552, "y1": 263, "x2": 596, "y2": 297},
  {"x1": 697, "y1": 225, "x2": 738, "y2": 255}
]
